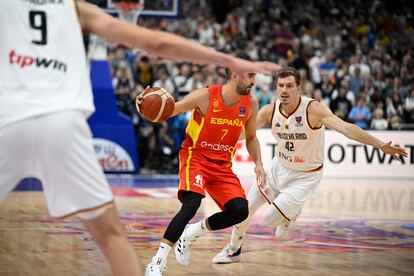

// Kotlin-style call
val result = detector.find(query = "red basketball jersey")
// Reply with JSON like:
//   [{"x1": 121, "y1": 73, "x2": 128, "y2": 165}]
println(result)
[{"x1": 181, "y1": 84, "x2": 250, "y2": 165}]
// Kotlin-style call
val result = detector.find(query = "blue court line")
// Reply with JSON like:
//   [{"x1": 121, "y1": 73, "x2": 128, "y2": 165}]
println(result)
[{"x1": 14, "y1": 174, "x2": 179, "y2": 191}]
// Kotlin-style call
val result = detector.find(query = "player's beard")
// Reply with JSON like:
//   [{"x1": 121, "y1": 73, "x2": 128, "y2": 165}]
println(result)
[{"x1": 237, "y1": 83, "x2": 252, "y2": 95}]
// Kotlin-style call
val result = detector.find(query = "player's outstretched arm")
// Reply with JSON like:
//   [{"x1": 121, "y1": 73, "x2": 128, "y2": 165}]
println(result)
[
  {"x1": 308, "y1": 101, "x2": 408, "y2": 159},
  {"x1": 76, "y1": 2, "x2": 280, "y2": 75}
]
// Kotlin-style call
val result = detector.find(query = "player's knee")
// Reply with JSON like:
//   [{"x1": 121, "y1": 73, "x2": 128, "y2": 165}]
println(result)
[
  {"x1": 179, "y1": 192, "x2": 203, "y2": 221},
  {"x1": 82, "y1": 208, "x2": 123, "y2": 247},
  {"x1": 178, "y1": 205, "x2": 198, "y2": 221},
  {"x1": 225, "y1": 198, "x2": 249, "y2": 224}
]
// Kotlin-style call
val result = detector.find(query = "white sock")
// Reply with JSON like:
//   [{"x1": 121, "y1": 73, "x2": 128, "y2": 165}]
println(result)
[
  {"x1": 153, "y1": 242, "x2": 171, "y2": 266},
  {"x1": 230, "y1": 224, "x2": 245, "y2": 250},
  {"x1": 185, "y1": 219, "x2": 209, "y2": 241}
]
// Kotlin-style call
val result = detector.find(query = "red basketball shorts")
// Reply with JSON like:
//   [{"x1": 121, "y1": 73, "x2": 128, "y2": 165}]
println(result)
[{"x1": 178, "y1": 150, "x2": 246, "y2": 210}]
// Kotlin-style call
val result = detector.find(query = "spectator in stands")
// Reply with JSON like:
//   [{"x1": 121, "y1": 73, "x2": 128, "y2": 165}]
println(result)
[
  {"x1": 113, "y1": 62, "x2": 135, "y2": 115},
  {"x1": 330, "y1": 84, "x2": 353, "y2": 121},
  {"x1": 174, "y1": 63, "x2": 193, "y2": 95},
  {"x1": 320, "y1": 71, "x2": 335, "y2": 100},
  {"x1": 133, "y1": 53, "x2": 154, "y2": 87},
  {"x1": 349, "y1": 53, "x2": 371, "y2": 78},
  {"x1": 370, "y1": 108, "x2": 389, "y2": 130},
  {"x1": 313, "y1": 89, "x2": 329, "y2": 106},
  {"x1": 348, "y1": 66, "x2": 363, "y2": 97},
  {"x1": 348, "y1": 97, "x2": 371, "y2": 129},
  {"x1": 153, "y1": 69, "x2": 176, "y2": 97},
  {"x1": 112, "y1": 47, "x2": 128, "y2": 71},
  {"x1": 404, "y1": 87, "x2": 414, "y2": 126}
]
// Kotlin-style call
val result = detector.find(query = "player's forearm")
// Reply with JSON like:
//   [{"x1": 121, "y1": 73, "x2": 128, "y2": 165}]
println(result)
[
  {"x1": 80, "y1": 3, "x2": 236, "y2": 67},
  {"x1": 345, "y1": 123, "x2": 385, "y2": 148},
  {"x1": 246, "y1": 136, "x2": 263, "y2": 166},
  {"x1": 130, "y1": 30, "x2": 234, "y2": 66},
  {"x1": 106, "y1": 19, "x2": 234, "y2": 66}
]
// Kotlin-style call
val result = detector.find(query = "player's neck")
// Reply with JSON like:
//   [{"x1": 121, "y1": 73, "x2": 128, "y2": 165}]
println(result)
[
  {"x1": 280, "y1": 98, "x2": 301, "y2": 116},
  {"x1": 222, "y1": 83, "x2": 241, "y2": 107}
]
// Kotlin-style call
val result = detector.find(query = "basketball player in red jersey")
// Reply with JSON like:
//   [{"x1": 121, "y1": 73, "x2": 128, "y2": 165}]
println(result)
[{"x1": 140, "y1": 55, "x2": 266, "y2": 276}]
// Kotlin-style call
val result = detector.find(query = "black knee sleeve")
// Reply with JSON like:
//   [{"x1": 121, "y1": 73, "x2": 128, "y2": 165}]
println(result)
[
  {"x1": 163, "y1": 191, "x2": 203, "y2": 243},
  {"x1": 207, "y1": 197, "x2": 248, "y2": 231}
]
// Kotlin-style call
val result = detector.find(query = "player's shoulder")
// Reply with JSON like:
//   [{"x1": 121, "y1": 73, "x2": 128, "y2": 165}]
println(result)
[
  {"x1": 307, "y1": 99, "x2": 331, "y2": 116},
  {"x1": 192, "y1": 87, "x2": 210, "y2": 98},
  {"x1": 261, "y1": 102, "x2": 275, "y2": 112},
  {"x1": 249, "y1": 93, "x2": 260, "y2": 106}
]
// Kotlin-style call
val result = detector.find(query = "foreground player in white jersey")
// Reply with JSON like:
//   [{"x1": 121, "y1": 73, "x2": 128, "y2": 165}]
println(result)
[
  {"x1": 213, "y1": 66, "x2": 408, "y2": 264},
  {"x1": 0, "y1": 1, "x2": 281, "y2": 275}
]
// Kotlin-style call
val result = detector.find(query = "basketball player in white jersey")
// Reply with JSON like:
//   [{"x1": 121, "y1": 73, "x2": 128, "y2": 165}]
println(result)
[
  {"x1": 0, "y1": 1, "x2": 281, "y2": 275},
  {"x1": 213, "y1": 66, "x2": 408, "y2": 263}
]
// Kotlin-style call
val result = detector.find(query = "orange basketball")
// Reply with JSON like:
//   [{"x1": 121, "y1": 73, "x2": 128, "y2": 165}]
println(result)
[{"x1": 138, "y1": 87, "x2": 175, "y2": 122}]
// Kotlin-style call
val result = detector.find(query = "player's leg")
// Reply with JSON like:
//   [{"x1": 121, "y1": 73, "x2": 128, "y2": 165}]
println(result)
[
  {"x1": 182, "y1": 170, "x2": 249, "y2": 239},
  {"x1": 264, "y1": 168, "x2": 323, "y2": 239},
  {"x1": 82, "y1": 206, "x2": 143, "y2": 276},
  {"x1": 230, "y1": 182, "x2": 270, "y2": 248},
  {"x1": 147, "y1": 152, "x2": 206, "y2": 274},
  {"x1": 212, "y1": 181, "x2": 270, "y2": 264},
  {"x1": 147, "y1": 190, "x2": 202, "y2": 272},
  {"x1": 0, "y1": 120, "x2": 30, "y2": 202},
  {"x1": 36, "y1": 111, "x2": 143, "y2": 275}
]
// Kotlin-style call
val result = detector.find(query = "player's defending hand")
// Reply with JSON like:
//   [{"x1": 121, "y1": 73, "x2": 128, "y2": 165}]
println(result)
[
  {"x1": 230, "y1": 57, "x2": 281, "y2": 76},
  {"x1": 379, "y1": 141, "x2": 408, "y2": 159}
]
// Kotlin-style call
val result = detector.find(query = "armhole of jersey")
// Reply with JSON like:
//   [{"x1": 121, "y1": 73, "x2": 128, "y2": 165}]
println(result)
[
  {"x1": 306, "y1": 100, "x2": 323, "y2": 130},
  {"x1": 269, "y1": 101, "x2": 276, "y2": 126},
  {"x1": 245, "y1": 94, "x2": 252, "y2": 119},
  {"x1": 72, "y1": 0, "x2": 81, "y2": 23},
  {"x1": 200, "y1": 86, "x2": 213, "y2": 118}
]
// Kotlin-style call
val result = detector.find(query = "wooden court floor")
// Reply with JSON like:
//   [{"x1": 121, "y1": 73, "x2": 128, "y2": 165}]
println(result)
[{"x1": 0, "y1": 178, "x2": 413, "y2": 275}]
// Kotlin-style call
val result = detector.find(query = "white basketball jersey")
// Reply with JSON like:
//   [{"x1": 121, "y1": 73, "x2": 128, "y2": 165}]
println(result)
[
  {"x1": 0, "y1": 0, "x2": 94, "y2": 128},
  {"x1": 271, "y1": 97, "x2": 325, "y2": 171}
]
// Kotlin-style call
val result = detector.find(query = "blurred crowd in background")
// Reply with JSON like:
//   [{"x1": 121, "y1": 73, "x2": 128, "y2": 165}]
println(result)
[{"x1": 98, "y1": 0, "x2": 413, "y2": 174}]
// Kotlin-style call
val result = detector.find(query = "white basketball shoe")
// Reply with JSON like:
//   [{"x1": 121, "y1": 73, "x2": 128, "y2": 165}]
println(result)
[
  {"x1": 175, "y1": 223, "x2": 194, "y2": 266},
  {"x1": 145, "y1": 257, "x2": 167, "y2": 276},
  {"x1": 275, "y1": 220, "x2": 296, "y2": 239},
  {"x1": 212, "y1": 244, "x2": 242, "y2": 264},
  {"x1": 275, "y1": 208, "x2": 301, "y2": 239}
]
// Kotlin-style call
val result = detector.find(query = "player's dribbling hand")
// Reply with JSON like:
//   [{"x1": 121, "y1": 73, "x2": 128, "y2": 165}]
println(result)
[
  {"x1": 135, "y1": 86, "x2": 150, "y2": 113},
  {"x1": 254, "y1": 164, "x2": 268, "y2": 190},
  {"x1": 379, "y1": 141, "x2": 408, "y2": 159}
]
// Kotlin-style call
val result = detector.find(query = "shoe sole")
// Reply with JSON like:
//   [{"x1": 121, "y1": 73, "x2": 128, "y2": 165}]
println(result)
[{"x1": 212, "y1": 257, "x2": 241, "y2": 264}]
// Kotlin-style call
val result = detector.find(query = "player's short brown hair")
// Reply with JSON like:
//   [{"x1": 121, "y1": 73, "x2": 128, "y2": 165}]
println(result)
[{"x1": 276, "y1": 66, "x2": 301, "y2": 86}]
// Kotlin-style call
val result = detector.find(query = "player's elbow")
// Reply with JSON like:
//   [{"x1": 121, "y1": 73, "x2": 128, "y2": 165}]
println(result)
[{"x1": 140, "y1": 31, "x2": 170, "y2": 56}]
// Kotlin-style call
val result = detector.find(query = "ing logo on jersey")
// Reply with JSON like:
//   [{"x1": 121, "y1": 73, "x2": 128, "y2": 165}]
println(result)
[
  {"x1": 193, "y1": 174, "x2": 203, "y2": 187},
  {"x1": 284, "y1": 124, "x2": 289, "y2": 130},
  {"x1": 238, "y1": 106, "x2": 246, "y2": 117},
  {"x1": 275, "y1": 122, "x2": 281, "y2": 127}
]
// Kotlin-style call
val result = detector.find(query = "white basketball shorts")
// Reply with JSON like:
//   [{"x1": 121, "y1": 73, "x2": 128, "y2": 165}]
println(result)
[
  {"x1": 0, "y1": 110, "x2": 113, "y2": 218},
  {"x1": 264, "y1": 156, "x2": 323, "y2": 221}
]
